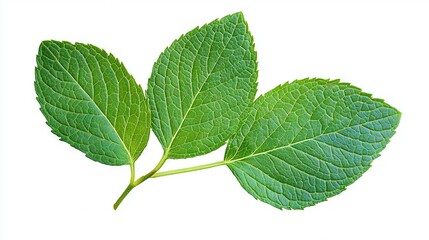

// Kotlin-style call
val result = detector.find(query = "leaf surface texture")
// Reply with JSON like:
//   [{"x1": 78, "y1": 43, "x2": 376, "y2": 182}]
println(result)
[
  {"x1": 148, "y1": 12, "x2": 258, "y2": 159},
  {"x1": 225, "y1": 78, "x2": 401, "y2": 209},
  {"x1": 35, "y1": 41, "x2": 150, "y2": 166}
]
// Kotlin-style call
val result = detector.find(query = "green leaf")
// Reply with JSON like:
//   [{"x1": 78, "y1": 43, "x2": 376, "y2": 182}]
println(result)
[
  {"x1": 35, "y1": 41, "x2": 150, "y2": 166},
  {"x1": 225, "y1": 78, "x2": 400, "y2": 209},
  {"x1": 148, "y1": 12, "x2": 258, "y2": 159}
]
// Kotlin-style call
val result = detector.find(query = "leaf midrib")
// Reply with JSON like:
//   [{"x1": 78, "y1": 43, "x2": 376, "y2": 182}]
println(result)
[
  {"x1": 165, "y1": 21, "x2": 240, "y2": 155},
  {"x1": 43, "y1": 44, "x2": 133, "y2": 163},
  {"x1": 225, "y1": 113, "x2": 396, "y2": 164}
]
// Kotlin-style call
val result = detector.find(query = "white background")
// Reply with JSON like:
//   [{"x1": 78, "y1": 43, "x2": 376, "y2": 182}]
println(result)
[{"x1": 1, "y1": 0, "x2": 428, "y2": 239}]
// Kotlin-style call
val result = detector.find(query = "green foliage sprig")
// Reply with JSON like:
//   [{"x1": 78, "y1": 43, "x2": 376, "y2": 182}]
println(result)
[{"x1": 35, "y1": 12, "x2": 400, "y2": 210}]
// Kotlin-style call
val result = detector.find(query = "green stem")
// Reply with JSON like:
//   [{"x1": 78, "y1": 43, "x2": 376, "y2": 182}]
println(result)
[
  {"x1": 113, "y1": 152, "x2": 170, "y2": 210},
  {"x1": 113, "y1": 184, "x2": 134, "y2": 210},
  {"x1": 113, "y1": 151, "x2": 231, "y2": 210},
  {"x1": 134, "y1": 152, "x2": 169, "y2": 185},
  {"x1": 151, "y1": 160, "x2": 228, "y2": 178},
  {"x1": 129, "y1": 161, "x2": 135, "y2": 183}
]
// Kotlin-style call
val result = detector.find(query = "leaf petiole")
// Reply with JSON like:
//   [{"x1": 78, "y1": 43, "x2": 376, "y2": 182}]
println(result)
[
  {"x1": 113, "y1": 156, "x2": 229, "y2": 210},
  {"x1": 114, "y1": 151, "x2": 170, "y2": 210},
  {"x1": 151, "y1": 160, "x2": 227, "y2": 178},
  {"x1": 134, "y1": 151, "x2": 169, "y2": 185}
]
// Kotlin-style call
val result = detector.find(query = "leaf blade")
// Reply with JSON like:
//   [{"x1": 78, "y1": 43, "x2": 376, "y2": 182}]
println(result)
[
  {"x1": 225, "y1": 78, "x2": 400, "y2": 209},
  {"x1": 35, "y1": 41, "x2": 150, "y2": 166},
  {"x1": 148, "y1": 12, "x2": 258, "y2": 159}
]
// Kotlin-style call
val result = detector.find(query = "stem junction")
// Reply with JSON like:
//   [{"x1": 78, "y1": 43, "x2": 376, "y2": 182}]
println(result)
[{"x1": 113, "y1": 151, "x2": 228, "y2": 210}]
